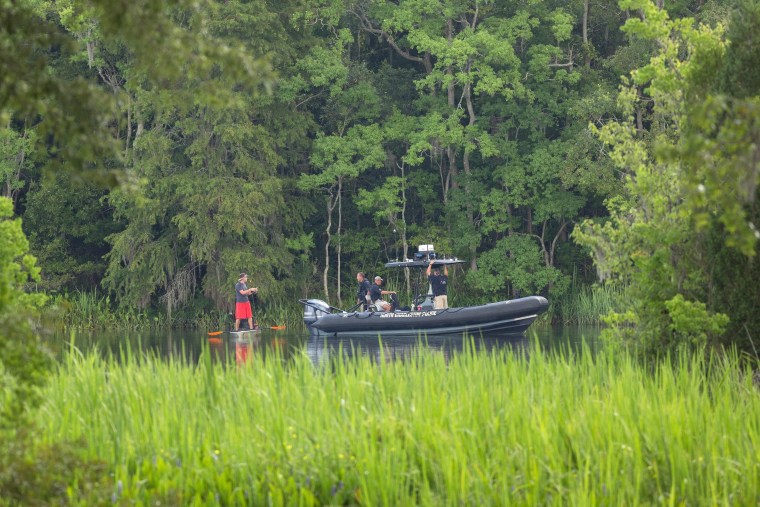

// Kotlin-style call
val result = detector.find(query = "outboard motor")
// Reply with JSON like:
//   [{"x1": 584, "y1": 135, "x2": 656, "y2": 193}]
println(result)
[{"x1": 302, "y1": 299, "x2": 330, "y2": 326}]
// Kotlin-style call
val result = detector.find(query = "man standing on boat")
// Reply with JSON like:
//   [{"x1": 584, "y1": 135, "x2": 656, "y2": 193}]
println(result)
[
  {"x1": 369, "y1": 276, "x2": 396, "y2": 312},
  {"x1": 356, "y1": 272, "x2": 371, "y2": 310},
  {"x1": 426, "y1": 260, "x2": 449, "y2": 309},
  {"x1": 234, "y1": 273, "x2": 258, "y2": 331}
]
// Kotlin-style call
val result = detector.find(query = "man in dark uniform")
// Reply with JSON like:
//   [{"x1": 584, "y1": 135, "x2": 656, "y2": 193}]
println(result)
[
  {"x1": 426, "y1": 259, "x2": 449, "y2": 309},
  {"x1": 356, "y1": 272, "x2": 371, "y2": 310},
  {"x1": 368, "y1": 276, "x2": 396, "y2": 312}
]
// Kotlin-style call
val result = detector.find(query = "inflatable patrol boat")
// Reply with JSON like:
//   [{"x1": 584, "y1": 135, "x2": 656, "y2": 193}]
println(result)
[
  {"x1": 302, "y1": 295, "x2": 548, "y2": 337},
  {"x1": 301, "y1": 245, "x2": 548, "y2": 337}
]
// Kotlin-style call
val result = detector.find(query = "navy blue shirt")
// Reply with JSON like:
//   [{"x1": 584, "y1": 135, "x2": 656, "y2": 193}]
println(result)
[
  {"x1": 428, "y1": 274, "x2": 448, "y2": 296},
  {"x1": 369, "y1": 284, "x2": 383, "y2": 302},
  {"x1": 357, "y1": 279, "x2": 371, "y2": 301}
]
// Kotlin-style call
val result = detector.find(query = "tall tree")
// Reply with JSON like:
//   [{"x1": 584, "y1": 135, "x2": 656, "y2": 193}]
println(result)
[
  {"x1": 574, "y1": 0, "x2": 759, "y2": 355},
  {"x1": 101, "y1": 1, "x2": 292, "y2": 313},
  {"x1": 299, "y1": 116, "x2": 385, "y2": 303},
  {"x1": 346, "y1": 0, "x2": 617, "y2": 303}
]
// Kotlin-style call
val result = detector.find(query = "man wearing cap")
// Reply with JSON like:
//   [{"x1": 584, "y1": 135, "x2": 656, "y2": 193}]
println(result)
[
  {"x1": 426, "y1": 259, "x2": 449, "y2": 309},
  {"x1": 368, "y1": 276, "x2": 396, "y2": 312},
  {"x1": 234, "y1": 273, "x2": 258, "y2": 330}
]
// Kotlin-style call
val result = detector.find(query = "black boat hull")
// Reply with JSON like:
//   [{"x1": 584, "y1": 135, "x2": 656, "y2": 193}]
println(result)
[{"x1": 304, "y1": 296, "x2": 548, "y2": 337}]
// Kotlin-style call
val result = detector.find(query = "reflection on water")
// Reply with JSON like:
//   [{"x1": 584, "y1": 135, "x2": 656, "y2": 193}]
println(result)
[
  {"x1": 305, "y1": 333, "x2": 531, "y2": 366},
  {"x1": 44, "y1": 325, "x2": 602, "y2": 365},
  {"x1": 304, "y1": 325, "x2": 601, "y2": 365},
  {"x1": 532, "y1": 325, "x2": 603, "y2": 354}
]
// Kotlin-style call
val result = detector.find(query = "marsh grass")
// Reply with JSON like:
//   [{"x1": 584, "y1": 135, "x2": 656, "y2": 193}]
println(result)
[
  {"x1": 38, "y1": 339, "x2": 759, "y2": 505},
  {"x1": 555, "y1": 283, "x2": 629, "y2": 325},
  {"x1": 251, "y1": 299, "x2": 303, "y2": 330},
  {"x1": 55, "y1": 291, "x2": 305, "y2": 332},
  {"x1": 55, "y1": 291, "x2": 164, "y2": 330}
]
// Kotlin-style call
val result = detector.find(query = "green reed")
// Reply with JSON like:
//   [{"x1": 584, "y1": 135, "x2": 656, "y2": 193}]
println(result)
[
  {"x1": 555, "y1": 283, "x2": 629, "y2": 325},
  {"x1": 54, "y1": 291, "x2": 305, "y2": 332},
  {"x1": 53, "y1": 291, "x2": 160, "y2": 330},
  {"x1": 37, "y1": 339, "x2": 759, "y2": 505}
]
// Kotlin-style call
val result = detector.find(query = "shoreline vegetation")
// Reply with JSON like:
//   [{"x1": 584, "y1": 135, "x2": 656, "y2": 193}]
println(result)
[
  {"x1": 3, "y1": 0, "x2": 760, "y2": 504},
  {"x1": 52, "y1": 284, "x2": 626, "y2": 332},
  {"x1": 33, "y1": 340, "x2": 759, "y2": 505},
  {"x1": 52, "y1": 291, "x2": 304, "y2": 332}
]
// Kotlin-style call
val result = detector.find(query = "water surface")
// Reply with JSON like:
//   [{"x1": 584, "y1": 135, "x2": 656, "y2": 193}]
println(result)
[{"x1": 46, "y1": 325, "x2": 602, "y2": 365}]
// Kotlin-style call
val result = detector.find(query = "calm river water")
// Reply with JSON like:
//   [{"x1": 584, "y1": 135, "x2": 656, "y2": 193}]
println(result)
[{"x1": 45, "y1": 325, "x2": 602, "y2": 365}]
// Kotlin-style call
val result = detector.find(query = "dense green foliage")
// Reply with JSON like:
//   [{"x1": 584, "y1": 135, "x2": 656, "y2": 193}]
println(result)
[
  {"x1": 0, "y1": 197, "x2": 48, "y2": 428},
  {"x1": 37, "y1": 342, "x2": 760, "y2": 504},
  {"x1": 3, "y1": 2, "x2": 760, "y2": 503},
  {"x1": 0, "y1": 2, "x2": 271, "y2": 503},
  {"x1": 2, "y1": 0, "x2": 758, "y2": 350},
  {"x1": 0, "y1": 198, "x2": 117, "y2": 505},
  {"x1": 574, "y1": 0, "x2": 760, "y2": 355}
]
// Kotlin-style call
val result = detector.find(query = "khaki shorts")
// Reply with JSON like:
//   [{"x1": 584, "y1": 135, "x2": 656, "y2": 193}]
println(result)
[
  {"x1": 434, "y1": 295, "x2": 448, "y2": 309},
  {"x1": 374, "y1": 300, "x2": 391, "y2": 312}
]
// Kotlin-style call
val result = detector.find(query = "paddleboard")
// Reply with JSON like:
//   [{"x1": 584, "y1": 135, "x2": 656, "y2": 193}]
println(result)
[{"x1": 228, "y1": 328, "x2": 260, "y2": 335}]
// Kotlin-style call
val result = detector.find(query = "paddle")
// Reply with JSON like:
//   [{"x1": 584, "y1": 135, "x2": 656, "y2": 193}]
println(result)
[
  {"x1": 206, "y1": 288, "x2": 286, "y2": 336},
  {"x1": 248, "y1": 292, "x2": 275, "y2": 330},
  {"x1": 250, "y1": 290, "x2": 287, "y2": 330},
  {"x1": 250, "y1": 290, "x2": 259, "y2": 329}
]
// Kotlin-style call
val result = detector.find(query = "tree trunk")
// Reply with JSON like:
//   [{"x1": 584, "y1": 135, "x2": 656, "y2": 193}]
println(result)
[
  {"x1": 446, "y1": 146, "x2": 458, "y2": 195},
  {"x1": 125, "y1": 93, "x2": 132, "y2": 157},
  {"x1": 463, "y1": 80, "x2": 478, "y2": 271},
  {"x1": 527, "y1": 207, "x2": 533, "y2": 234},
  {"x1": 402, "y1": 225, "x2": 409, "y2": 298},
  {"x1": 136, "y1": 117, "x2": 144, "y2": 142},
  {"x1": 336, "y1": 178, "x2": 343, "y2": 305},
  {"x1": 582, "y1": 0, "x2": 589, "y2": 46},
  {"x1": 399, "y1": 161, "x2": 411, "y2": 295},
  {"x1": 323, "y1": 189, "x2": 336, "y2": 303},
  {"x1": 445, "y1": 18, "x2": 458, "y2": 195},
  {"x1": 540, "y1": 221, "x2": 550, "y2": 267},
  {"x1": 549, "y1": 219, "x2": 568, "y2": 268},
  {"x1": 504, "y1": 184, "x2": 515, "y2": 237},
  {"x1": 4, "y1": 125, "x2": 28, "y2": 208},
  {"x1": 583, "y1": 0, "x2": 591, "y2": 68},
  {"x1": 86, "y1": 27, "x2": 95, "y2": 67}
]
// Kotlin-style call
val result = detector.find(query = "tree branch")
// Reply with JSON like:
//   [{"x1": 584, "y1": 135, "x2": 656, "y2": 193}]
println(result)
[{"x1": 348, "y1": 8, "x2": 425, "y2": 64}]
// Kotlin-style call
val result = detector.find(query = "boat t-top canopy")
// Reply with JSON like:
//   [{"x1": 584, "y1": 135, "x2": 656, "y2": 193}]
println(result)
[
  {"x1": 385, "y1": 243, "x2": 466, "y2": 269},
  {"x1": 382, "y1": 244, "x2": 467, "y2": 309},
  {"x1": 384, "y1": 258, "x2": 467, "y2": 269}
]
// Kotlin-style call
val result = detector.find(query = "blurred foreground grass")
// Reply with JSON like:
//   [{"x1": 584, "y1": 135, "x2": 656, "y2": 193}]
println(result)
[{"x1": 36, "y1": 339, "x2": 760, "y2": 505}]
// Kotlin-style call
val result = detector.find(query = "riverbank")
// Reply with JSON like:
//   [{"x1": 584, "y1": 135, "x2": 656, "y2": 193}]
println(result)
[
  {"x1": 50, "y1": 291, "x2": 303, "y2": 332},
  {"x1": 35, "y1": 340, "x2": 759, "y2": 505},
  {"x1": 52, "y1": 283, "x2": 622, "y2": 335}
]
